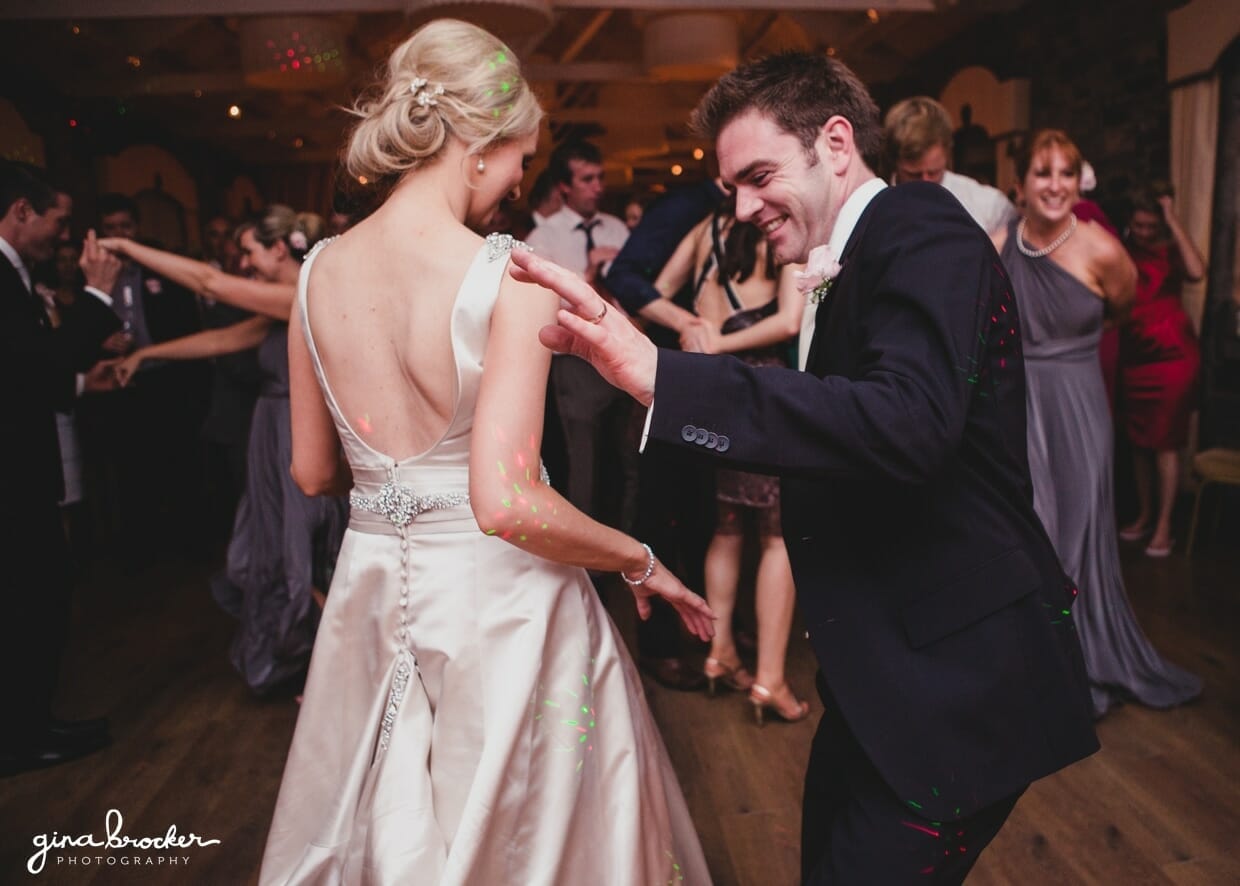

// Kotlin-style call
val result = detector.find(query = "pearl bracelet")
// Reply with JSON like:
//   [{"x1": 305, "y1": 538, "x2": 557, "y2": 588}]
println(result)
[{"x1": 621, "y1": 543, "x2": 655, "y2": 587}]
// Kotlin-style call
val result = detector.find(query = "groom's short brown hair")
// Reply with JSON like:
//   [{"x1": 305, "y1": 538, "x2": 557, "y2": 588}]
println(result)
[{"x1": 691, "y1": 52, "x2": 882, "y2": 171}]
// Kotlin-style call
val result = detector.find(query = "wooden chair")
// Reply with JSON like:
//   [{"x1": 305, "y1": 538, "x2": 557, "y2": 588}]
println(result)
[{"x1": 1185, "y1": 448, "x2": 1240, "y2": 554}]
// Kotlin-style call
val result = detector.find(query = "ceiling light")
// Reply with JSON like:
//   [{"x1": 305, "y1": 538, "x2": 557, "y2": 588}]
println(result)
[
  {"x1": 228, "y1": 105, "x2": 242, "y2": 119},
  {"x1": 671, "y1": 164, "x2": 683, "y2": 176},
  {"x1": 644, "y1": 14, "x2": 738, "y2": 82},
  {"x1": 692, "y1": 148, "x2": 705, "y2": 160},
  {"x1": 240, "y1": 16, "x2": 350, "y2": 90}
]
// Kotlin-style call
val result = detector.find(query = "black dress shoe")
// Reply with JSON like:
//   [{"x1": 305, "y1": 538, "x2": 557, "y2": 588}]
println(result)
[
  {"x1": 47, "y1": 716, "x2": 110, "y2": 741},
  {"x1": 0, "y1": 729, "x2": 111, "y2": 778},
  {"x1": 639, "y1": 657, "x2": 708, "y2": 692}
]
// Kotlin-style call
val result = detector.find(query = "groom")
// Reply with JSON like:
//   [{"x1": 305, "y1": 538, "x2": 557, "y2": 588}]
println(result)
[{"x1": 513, "y1": 53, "x2": 1098, "y2": 883}]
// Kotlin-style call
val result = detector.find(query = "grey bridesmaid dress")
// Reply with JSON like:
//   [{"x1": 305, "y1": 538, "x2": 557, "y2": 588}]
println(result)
[{"x1": 1002, "y1": 224, "x2": 1201, "y2": 717}]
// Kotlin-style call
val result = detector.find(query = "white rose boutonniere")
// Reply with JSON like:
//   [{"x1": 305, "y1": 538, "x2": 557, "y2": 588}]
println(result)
[{"x1": 794, "y1": 244, "x2": 842, "y2": 305}]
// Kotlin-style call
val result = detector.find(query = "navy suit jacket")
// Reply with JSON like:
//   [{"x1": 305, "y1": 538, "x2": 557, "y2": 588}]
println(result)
[
  {"x1": 648, "y1": 183, "x2": 1098, "y2": 821},
  {"x1": 0, "y1": 257, "x2": 120, "y2": 504}
]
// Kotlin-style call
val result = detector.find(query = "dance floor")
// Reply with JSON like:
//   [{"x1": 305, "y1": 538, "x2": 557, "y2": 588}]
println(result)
[{"x1": 2, "y1": 519, "x2": 1237, "y2": 885}]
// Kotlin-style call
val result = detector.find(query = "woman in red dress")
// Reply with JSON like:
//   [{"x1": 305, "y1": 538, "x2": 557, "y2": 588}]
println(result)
[{"x1": 1117, "y1": 186, "x2": 1206, "y2": 556}]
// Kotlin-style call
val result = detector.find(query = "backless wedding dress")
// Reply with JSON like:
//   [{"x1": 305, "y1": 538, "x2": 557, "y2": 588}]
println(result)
[{"x1": 260, "y1": 233, "x2": 710, "y2": 885}]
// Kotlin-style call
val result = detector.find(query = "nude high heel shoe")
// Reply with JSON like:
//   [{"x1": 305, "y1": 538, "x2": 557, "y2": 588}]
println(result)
[
  {"x1": 703, "y1": 657, "x2": 754, "y2": 696},
  {"x1": 749, "y1": 683, "x2": 810, "y2": 727}
]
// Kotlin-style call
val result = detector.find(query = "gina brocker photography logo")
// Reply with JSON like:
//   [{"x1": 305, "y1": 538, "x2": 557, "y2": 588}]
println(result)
[{"x1": 27, "y1": 809, "x2": 221, "y2": 875}]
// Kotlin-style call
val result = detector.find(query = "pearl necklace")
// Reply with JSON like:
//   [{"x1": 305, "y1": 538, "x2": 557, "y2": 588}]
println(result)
[{"x1": 1016, "y1": 214, "x2": 1076, "y2": 258}]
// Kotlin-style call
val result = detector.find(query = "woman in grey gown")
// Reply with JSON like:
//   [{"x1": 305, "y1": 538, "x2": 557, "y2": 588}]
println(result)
[
  {"x1": 104, "y1": 209, "x2": 348, "y2": 694},
  {"x1": 994, "y1": 129, "x2": 1202, "y2": 717}
]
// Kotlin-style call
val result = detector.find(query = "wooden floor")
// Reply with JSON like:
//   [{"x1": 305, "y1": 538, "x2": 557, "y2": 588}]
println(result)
[{"x1": 2, "y1": 527, "x2": 1237, "y2": 885}]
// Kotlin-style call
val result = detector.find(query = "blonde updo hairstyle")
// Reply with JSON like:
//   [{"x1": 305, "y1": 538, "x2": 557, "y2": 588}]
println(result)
[
  {"x1": 244, "y1": 204, "x2": 326, "y2": 263},
  {"x1": 345, "y1": 19, "x2": 543, "y2": 188}
]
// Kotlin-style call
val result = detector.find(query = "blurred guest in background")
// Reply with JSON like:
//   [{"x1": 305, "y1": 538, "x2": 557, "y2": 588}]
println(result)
[
  {"x1": 996, "y1": 130, "x2": 1201, "y2": 718},
  {"x1": 1117, "y1": 184, "x2": 1205, "y2": 558}
]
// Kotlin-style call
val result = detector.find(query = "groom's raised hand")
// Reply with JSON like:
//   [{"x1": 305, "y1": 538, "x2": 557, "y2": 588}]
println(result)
[{"x1": 509, "y1": 249, "x2": 659, "y2": 407}]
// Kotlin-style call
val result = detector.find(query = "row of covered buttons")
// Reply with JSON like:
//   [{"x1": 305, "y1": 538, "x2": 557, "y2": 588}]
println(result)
[{"x1": 680, "y1": 424, "x2": 730, "y2": 453}]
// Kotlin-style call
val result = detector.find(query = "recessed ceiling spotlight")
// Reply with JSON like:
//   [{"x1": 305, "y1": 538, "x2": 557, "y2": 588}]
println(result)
[{"x1": 228, "y1": 104, "x2": 242, "y2": 119}]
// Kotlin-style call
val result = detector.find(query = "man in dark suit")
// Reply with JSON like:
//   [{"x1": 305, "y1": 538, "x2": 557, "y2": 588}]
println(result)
[
  {"x1": 0, "y1": 160, "x2": 123, "y2": 777},
  {"x1": 603, "y1": 178, "x2": 726, "y2": 691},
  {"x1": 83, "y1": 194, "x2": 207, "y2": 561},
  {"x1": 514, "y1": 53, "x2": 1098, "y2": 884}
]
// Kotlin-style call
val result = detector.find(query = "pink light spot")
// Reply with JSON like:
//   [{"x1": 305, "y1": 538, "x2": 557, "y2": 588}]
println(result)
[
  {"x1": 900, "y1": 821, "x2": 941, "y2": 838},
  {"x1": 287, "y1": 48, "x2": 295, "y2": 57}
]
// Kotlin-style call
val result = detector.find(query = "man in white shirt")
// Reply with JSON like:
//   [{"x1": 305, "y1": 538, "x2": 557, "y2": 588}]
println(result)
[
  {"x1": 883, "y1": 96, "x2": 1017, "y2": 237},
  {"x1": 527, "y1": 169, "x2": 562, "y2": 229},
  {"x1": 526, "y1": 142, "x2": 631, "y2": 524}
]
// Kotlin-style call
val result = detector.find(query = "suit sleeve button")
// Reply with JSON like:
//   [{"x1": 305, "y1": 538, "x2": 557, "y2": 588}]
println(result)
[
  {"x1": 705, "y1": 432, "x2": 718, "y2": 449},
  {"x1": 694, "y1": 427, "x2": 709, "y2": 445},
  {"x1": 681, "y1": 424, "x2": 697, "y2": 442},
  {"x1": 716, "y1": 434, "x2": 730, "y2": 453}
]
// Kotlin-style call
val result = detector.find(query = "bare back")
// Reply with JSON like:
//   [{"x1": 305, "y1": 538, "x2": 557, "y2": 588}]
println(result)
[{"x1": 304, "y1": 215, "x2": 487, "y2": 462}]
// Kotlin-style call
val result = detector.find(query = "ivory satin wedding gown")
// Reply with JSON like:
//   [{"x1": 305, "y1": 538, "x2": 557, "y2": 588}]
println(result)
[{"x1": 259, "y1": 233, "x2": 710, "y2": 885}]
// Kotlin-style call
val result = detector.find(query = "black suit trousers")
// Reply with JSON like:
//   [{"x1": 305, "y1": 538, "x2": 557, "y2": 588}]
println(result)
[
  {"x1": 0, "y1": 499, "x2": 73, "y2": 751},
  {"x1": 802, "y1": 672, "x2": 1023, "y2": 885}
]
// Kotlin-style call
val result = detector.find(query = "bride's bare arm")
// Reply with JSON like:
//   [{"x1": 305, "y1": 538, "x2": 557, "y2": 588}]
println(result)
[
  {"x1": 471, "y1": 271, "x2": 714, "y2": 639},
  {"x1": 289, "y1": 299, "x2": 352, "y2": 497}
]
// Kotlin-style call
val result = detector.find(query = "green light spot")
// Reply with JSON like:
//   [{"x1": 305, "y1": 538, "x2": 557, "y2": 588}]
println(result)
[
  {"x1": 501, "y1": 499, "x2": 511, "y2": 508},
  {"x1": 932, "y1": 787, "x2": 940, "y2": 797},
  {"x1": 519, "y1": 535, "x2": 527, "y2": 542},
  {"x1": 485, "y1": 528, "x2": 497, "y2": 536},
  {"x1": 500, "y1": 80, "x2": 511, "y2": 93},
  {"x1": 496, "y1": 51, "x2": 507, "y2": 63},
  {"x1": 907, "y1": 800, "x2": 922, "y2": 810},
  {"x1": 544, "y1": 700, "x2": 560, "y2": 707},
  {"x1": 513, "y1": 483, "x2": 523, "y2": 495},
  {"x1": 497, "y1": 460, "x2": 507, "y2": 475}
]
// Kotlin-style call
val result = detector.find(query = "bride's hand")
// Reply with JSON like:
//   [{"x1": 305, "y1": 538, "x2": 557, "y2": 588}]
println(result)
[
  {"x1": 627, "y1": 557, "x2": 715, "y2": 642},
  {"x1": 114, "y1": 352, "x2": 143, "y2": 387}
]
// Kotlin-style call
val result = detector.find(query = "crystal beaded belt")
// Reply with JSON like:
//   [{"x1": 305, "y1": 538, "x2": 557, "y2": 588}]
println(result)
[{"x1": 349, "y1": 481, "x2": 470, "y2": 528}]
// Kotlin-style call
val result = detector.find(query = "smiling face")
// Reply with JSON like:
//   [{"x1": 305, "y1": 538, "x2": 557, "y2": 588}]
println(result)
[
  {"x1": 237, "y1": 228, "x2": 286, "y2": 282},
  {"x1": 1018, "y1": 145, "x2": 1080, "y2": 227},
  {"x1": 468, "y1": 129, "x2": 539, "y2": 229},
  {"x1": 22, "y1": 193, "x2": 72, "y2": 264},
  {"x1": 717, "y1": 109, "x2": 841, "y2": 266}
]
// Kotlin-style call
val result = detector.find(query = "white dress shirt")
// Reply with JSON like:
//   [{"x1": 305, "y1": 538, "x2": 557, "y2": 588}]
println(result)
[
  {"x1": 525, "y1": 206, "x2": 629, "y2": 279},
  {"x1": 939, "y1": 171, "x2": 1017, "y2": 237},
  {"x1": 797, "y1": 176, "x2": 887, "y2": 369}
]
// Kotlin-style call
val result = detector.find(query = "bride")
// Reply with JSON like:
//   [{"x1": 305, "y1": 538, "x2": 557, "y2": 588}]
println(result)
[{"x1": 260, "y1": 19, "x2": 714, "y2": 885}]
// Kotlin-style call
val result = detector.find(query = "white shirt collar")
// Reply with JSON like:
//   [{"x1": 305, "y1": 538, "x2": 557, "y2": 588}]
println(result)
[
  {"x1": 796, "y1": 176, "x2": 886, "y2": 372},
  {"x1": 0, "y1": 234, "x2": 31, "y2": 293},
  {"x1": 826, "y1": 176, "x2": 887, "y2": 261},
  {"x1": 549, "y1": 205, "x2": 591, "y2": 229}
]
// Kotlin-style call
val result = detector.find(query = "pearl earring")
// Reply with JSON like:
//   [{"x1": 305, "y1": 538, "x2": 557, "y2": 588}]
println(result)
[{"x1": 476, "y1": 158, "x2": 486, "y2": 173}]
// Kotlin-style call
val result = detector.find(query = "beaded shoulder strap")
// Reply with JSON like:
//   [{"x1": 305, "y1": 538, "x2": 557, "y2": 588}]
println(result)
[{"x1": 484, "y1": 231, "x2": 532, "y2": 262}]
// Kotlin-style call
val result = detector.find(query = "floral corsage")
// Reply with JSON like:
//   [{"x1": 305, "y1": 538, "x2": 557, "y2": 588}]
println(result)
[{"x1": 794, "y1": 244, "x2": 842, "y2": 305}]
